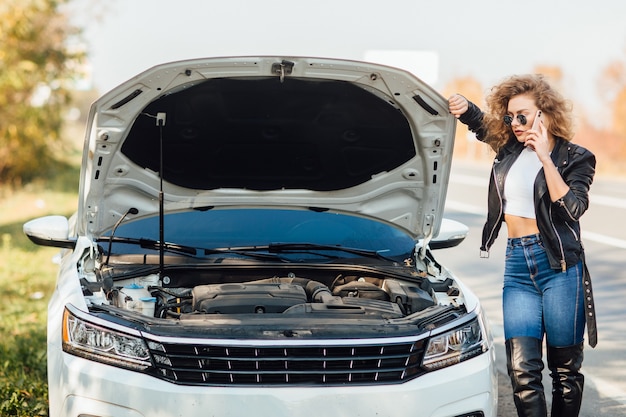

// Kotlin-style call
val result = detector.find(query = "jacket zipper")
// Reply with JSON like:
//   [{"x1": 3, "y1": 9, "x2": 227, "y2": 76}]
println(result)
[
  {"x1": 556, "y1": 197, "x2": 578, "y2": 222},
  {"x1": 558, "y1": 197, "x2": 580, "y2": 241},
  {"x1": 549, "y1": 203, "x2": 568, "y2": 272},
  {"x1": 483, "y1": 161, "x2": 504, "y2": 254},
  {"x1": 552, "y1": 159, "x2": 577, "y2": 270}
]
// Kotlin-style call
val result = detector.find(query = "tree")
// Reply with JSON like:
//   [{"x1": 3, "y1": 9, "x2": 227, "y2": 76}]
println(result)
[
  {"x1": 0, "y1": 0, "x2": 84, "y2": 186},
  {"x1": 599, "y1": 60, "x2": 626, "y2": 140},
  {"x1": 597, "y1": 55, "x2": 626, "y2": 161},
  {"x1": 614, "y1": 88, "x2": 626, "y2": 141}
]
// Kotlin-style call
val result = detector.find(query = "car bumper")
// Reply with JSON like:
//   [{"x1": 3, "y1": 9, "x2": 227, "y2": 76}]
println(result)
[{"x1": 51, "y1": 347, "x2": 497, "y2": 417}]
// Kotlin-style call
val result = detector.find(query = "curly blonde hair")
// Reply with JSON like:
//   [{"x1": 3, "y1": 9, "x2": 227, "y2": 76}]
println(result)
[{"x1": 482, "y1": 74, "x2": 574, "y2": 152}]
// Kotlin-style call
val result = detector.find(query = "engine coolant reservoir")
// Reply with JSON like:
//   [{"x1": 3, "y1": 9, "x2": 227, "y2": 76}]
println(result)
[{"x1": 118, "y1": 283, "x2": 152, "y2": 314}]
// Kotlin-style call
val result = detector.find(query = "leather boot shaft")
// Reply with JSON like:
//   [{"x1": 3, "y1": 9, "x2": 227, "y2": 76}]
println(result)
[
  {"x1": 506, "y1": 337, "x2": 547, "y2": 417},
  {"x1": 548, "y1": 343, "x2": 584, "y2": 417}
]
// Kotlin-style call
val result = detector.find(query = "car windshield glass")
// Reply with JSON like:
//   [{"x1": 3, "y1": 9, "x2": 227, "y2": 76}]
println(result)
[{"x1": 105, "y1": 208, "x2": 415, "y2": 261}]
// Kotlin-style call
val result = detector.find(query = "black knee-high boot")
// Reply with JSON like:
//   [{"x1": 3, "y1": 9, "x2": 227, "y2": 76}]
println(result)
[
  {"x1": 547, "y1": 343, "x2": 584, "y2": 417},
  {"x1": 506, "y1": 337, "x2": 547, "y2": 417}
]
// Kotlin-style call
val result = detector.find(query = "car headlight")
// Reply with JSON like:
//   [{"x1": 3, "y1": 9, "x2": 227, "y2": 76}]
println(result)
[
  {"x1": 422, "y1": 316, "x2": 488, "y2": 371},
  {"x1": 62, "y1": 306, "x2": 152, "y2": 370}
]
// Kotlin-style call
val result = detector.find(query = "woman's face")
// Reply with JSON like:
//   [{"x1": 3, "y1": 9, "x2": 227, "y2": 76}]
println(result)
[{"x1": 506, "y1": 94, "x2": 544, "y2": 143}]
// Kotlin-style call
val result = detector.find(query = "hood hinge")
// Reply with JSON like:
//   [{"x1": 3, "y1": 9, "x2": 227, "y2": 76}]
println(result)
[{"x1": 418, "y1": 214, "x2": 435, "y2": 260}]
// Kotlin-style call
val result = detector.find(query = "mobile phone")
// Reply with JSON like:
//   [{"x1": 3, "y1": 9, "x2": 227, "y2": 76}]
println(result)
[{"x1": 531, "y1": 110, "x2": 543, "y2": 130}]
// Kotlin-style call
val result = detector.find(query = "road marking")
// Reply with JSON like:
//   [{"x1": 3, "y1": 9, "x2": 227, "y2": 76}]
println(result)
[
  {"x1": 590, "y1": 194, "x2": 626, "y2": 209},
  {"x1": 449, "y1": 173, "x2": 626, "y2": 248},
  {"x1": 586, "y1": 374, "x2": 626, "y2": 407},
  {"x1": 450, "y1": 173, "x2": 626, "y2": 210},
  {"x1": 583, "y1": 231, "x2": 626, "y2": 249},
  {"x1": 449, "y1": 173, "x2": 487, "y2": 187},
  {"x1": 445, "y1": 200, "x2": 626, "y2": 249},
  {"x1": 445, "y1": 200, "x2": 484, "y2": 215}
]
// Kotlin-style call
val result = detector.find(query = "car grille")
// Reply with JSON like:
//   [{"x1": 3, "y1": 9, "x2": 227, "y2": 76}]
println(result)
[{"x1": 147, "y1": 339, "x2": 427, "y2": 386}]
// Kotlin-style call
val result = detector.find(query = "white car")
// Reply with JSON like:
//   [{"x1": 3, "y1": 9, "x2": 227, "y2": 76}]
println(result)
[{"x1": 24, "y1": 56, "x2": 496, "y2": 417}]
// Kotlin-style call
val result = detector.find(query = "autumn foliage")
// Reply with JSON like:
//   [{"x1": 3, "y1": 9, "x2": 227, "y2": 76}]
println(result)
[{"x1": 0, "y1": 0, "x2": 83, "y2": 186}]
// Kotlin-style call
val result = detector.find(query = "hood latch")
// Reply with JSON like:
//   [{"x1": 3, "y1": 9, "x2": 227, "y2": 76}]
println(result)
[{"x1": 272, "y1": 60, "x2": 295, "y2": 83}]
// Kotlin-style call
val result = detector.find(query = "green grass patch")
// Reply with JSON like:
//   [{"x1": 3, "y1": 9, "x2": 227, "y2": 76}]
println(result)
[
  {"x1": 1, "y1": 182, "x2": 77, "y2": 416},
  {"x1": 0, "y1": 237, "x2": 59, "y2": 416}
]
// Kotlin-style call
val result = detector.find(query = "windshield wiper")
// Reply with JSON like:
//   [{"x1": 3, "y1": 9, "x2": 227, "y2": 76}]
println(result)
[
  {"x1": 201, "y1": 247, "x2": 283, "y2": 261},
  {"x1": 98, "y1": 237, "x2": 283, "y2": 261},
  {"x1": 98, "y1": 237, "x2": 199, "y2": 257},
  {"x1": 99, "y1": 238, "x2": 400, "y2": 263},
  {"x1": 266, "y1": 242, "x2": 400, "y2": 262}
]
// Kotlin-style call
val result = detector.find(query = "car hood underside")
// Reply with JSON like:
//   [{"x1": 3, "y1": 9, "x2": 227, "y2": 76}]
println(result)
[{"x1": 79, "y1": 57, "x2": 456, "y2": 240}]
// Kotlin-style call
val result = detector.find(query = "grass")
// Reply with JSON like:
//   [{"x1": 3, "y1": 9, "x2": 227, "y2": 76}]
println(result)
[
  {"x1": 0, "y1": 244, "x2": 56, "y2": 416},
  {"x1": 0, "y1": 166, "x2": 78, "y2": 416}
]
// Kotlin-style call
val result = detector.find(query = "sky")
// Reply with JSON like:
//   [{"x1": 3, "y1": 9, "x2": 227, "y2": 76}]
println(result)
[{"x1": 73, "y1": 0, "x2": 626, "y2": 126}]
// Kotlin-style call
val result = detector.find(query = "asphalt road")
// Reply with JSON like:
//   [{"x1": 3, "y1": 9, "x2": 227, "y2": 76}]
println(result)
[{"x1": 437, "y1": 158, "x2": 626, "y2": 417}]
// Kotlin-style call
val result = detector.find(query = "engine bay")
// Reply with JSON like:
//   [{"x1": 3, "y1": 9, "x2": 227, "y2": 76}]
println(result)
[{"x1": 87, "y1": 267, "x2": 465, "y2": 321}]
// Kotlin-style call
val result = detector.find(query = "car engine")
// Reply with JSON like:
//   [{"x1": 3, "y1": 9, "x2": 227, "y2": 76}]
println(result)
[{"x1": 88, "y1": 271, "x2": 463, "y2": 321}]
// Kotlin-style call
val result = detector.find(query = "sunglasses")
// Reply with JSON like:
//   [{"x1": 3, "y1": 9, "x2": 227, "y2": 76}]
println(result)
[{"x1": 503, "y1": 114, "x2": 527, "y2": 126}]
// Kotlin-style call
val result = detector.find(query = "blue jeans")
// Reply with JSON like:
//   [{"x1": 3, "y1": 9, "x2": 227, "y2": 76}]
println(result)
[{"x1": 503, "y1": 234, "x2": 586, "y2": 347}]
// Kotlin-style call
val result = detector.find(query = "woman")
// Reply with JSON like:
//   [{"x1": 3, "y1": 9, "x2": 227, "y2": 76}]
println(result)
[{"x1": 448, "y1": 74, "x2": 596, "y2": 417}]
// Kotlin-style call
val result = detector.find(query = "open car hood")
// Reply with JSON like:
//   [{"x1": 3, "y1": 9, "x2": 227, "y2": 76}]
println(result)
[{"x1": 78, "y1": 56, "x2": 456, "y2": 240}]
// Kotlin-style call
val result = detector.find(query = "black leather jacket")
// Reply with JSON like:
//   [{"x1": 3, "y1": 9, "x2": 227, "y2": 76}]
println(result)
[
  {"x1": 458, "y1": 100, "x2": 598, "y2": 346},
  {"x1": 459, "y1": 101, "x2": 596, "y2": 271}
]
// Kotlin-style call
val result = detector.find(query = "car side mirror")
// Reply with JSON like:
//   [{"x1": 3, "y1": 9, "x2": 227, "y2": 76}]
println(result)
[
  {"x1": 23, "y1": 216, "x2": 76, "y2": 249},
  {"x1": 429, "y1": 218, "x2": 468, "y2": 250}
]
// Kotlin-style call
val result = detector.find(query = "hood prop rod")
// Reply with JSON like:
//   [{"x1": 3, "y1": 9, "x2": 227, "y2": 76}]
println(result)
[{"x1": 157, "y1": 112, "x2": 167, "y2": 279}]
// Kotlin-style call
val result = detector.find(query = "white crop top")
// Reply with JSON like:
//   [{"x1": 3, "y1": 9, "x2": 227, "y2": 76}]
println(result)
[{"x1": 503, "y1": 147, "x2": 543, "y2": 219}]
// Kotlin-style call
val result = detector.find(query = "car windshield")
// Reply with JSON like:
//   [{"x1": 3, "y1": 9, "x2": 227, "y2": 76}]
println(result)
[{"x1": 104, "y1": 208, "x2": 415, "y2": 262}]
